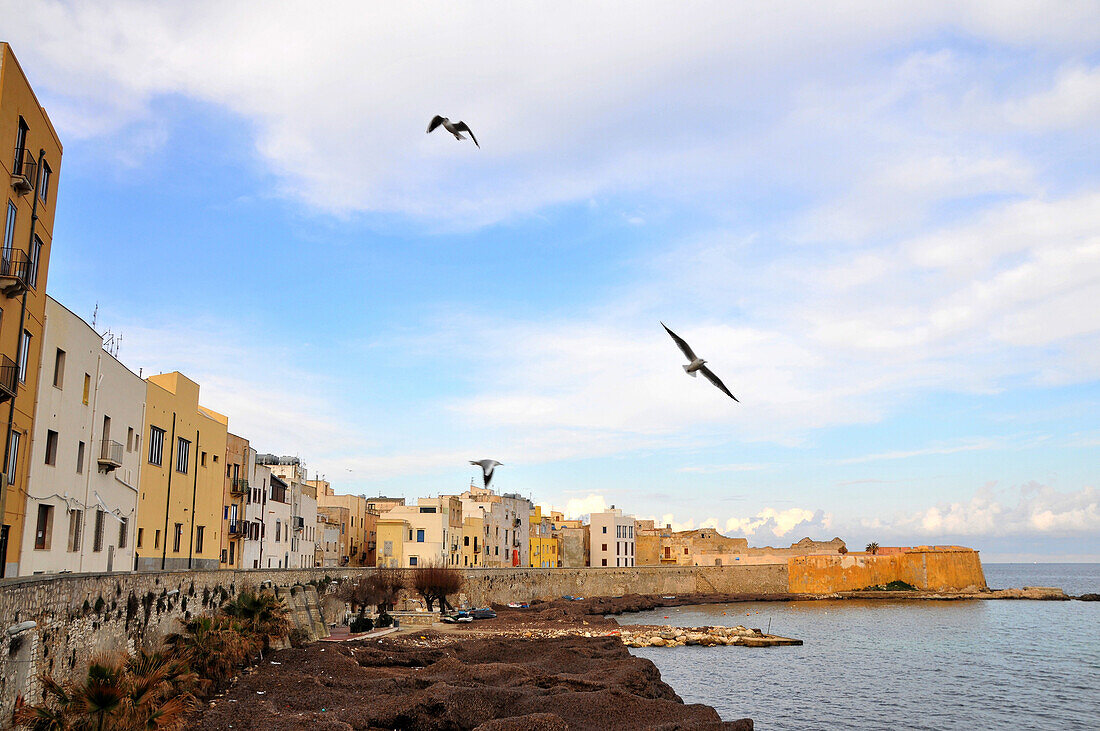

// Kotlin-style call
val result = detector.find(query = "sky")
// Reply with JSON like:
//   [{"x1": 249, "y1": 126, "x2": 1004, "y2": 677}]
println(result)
[{"x1": 3, "y1": 1, "x2": 1098, "y2": 561}]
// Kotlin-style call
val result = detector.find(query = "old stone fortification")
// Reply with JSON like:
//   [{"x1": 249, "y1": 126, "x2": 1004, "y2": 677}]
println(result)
[
  {"x1": 788, "y1": 548, "x2": 987, "y2": 593},
  {"x1": 0, "y1": 550, "x2": 984, "y2": 718}
]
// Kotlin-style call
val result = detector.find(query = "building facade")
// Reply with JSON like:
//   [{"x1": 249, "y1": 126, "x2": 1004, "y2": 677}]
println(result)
[
  {"x1": 0, "y1": 43, "x2": 63, "y2": 576},
  {"x1": 589, "y1": 507, "x2": 635, "y2": 568},
  {"x1": 19, "y1": 297, "x2": 145, "y2": 575},
  {"x1": 134, "y1": 372, "x2": 227, "y2": 571},
  {"x1": 218, "y1": 433, "x2": 250, "y2": 569}
]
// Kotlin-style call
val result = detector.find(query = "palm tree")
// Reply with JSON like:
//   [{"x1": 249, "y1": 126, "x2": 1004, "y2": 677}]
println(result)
[
  {"x1": 75, "y1": 656, "x2": 127, "y2": 731},
  {"x1": 865, "y1": 542, "x2": 880, "y2": 555},
  {"x1": 223, "y1": 590, "x2": 290, "y2": 642}
]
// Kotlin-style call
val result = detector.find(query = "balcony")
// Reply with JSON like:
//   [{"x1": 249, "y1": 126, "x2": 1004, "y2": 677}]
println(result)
[
  {"x1": 10, "y1": 148, "x2": 35, "y2": 194},
  {"x1": 293, "y1": 515, "x2": 304, "y2": 531},
  {"x1": 97, "y1": 439, "x2": 123, "y2": 472},
  {"x1": 0, "y1": 356, "x2": 16, "y2": 404},
  {"x1": 228, "y1": 521, "x2": 248, "y2": 538},
  {"x1": 230, "y1": 477, "x2": 248, "y2": 495},
  {"x1": 0, "y1": 250, "x2": 31, "y2": 297}
]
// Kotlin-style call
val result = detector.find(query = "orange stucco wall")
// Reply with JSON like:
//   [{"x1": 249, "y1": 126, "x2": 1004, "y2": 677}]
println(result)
[{"x1": 788, "y1": 549, "x2": 987, "y2": 593}]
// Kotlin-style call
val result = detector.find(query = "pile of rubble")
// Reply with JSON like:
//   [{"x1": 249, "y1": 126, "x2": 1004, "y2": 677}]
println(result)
[{"x1": 619, "y1": 624, "x2": 762, "y2": 648}]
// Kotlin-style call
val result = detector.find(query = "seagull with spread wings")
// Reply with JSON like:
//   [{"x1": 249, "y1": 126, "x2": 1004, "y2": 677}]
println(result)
[
  {"x1": 427, "y1": 115, "x2": 479, "y2": 148},
  {"x1": 661, "y1": 322, "x2": 739, "y2": 402},
  {"x1": 470, "y1": 459, "x2": 503, "y2": 488}
]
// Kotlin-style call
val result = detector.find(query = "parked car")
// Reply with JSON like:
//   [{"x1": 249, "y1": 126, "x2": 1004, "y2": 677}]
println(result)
[{"x1": 470, "y1": 607, "x2": 497, "y2": 620}]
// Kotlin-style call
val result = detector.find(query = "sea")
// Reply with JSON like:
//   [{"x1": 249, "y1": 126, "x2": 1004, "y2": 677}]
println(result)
[{"x1": 618, "y1": 564, "x2": 1100, "y2": 730}]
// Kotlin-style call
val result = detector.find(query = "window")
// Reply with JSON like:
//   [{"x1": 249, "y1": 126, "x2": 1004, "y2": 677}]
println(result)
[
  {"x1": 602, "y1": 559, "x2": 608, "y2": 566},
  {"x1": 14, "y1": 118, "x2": 28, "y2": 167},
  {"x1": 76, "y1": 440, "x2": 85, "y2": 473},
  {"x1": 195, "y1": 526, "x2": 204, "y2": 553},
  {"x1": 126, "y1": 427, "x2": 134, "y2": 452},
  {"x1": 38, "y1": 161, "x2": 51, "y2": 203},
  {"x1": 52, "y1": 349, "x2": 65, "y2": 388},
  {"x1": 176, "y1": 437, "x2": 190, "y2": 473},
  {"x1": 409, "y1": 556, "x2": 418, "y2": 566},
  {"x1": 82, "y1": 373, "x2": 90, "y2": 405},
  {"x1": 93, "y1": 509, "x2": 105, "y2": 552},
  {"x1": 200, "y1": 451, "x2": 206, "y2": 467},
  {"x1": 602, "y1": 525, "x2": 607, "y2": 534},
  {"x1": 148, "y1": 426, "x2": 165, "y2": 465},
  {"x1": 173, "y1": 523, "x2": 182, "y2": 552},
  {"x1": 155, "y1": 529, "x2": 161, "y2": 548},
  {"x1": 137, "y1": 527, "x2": 143, "y2": 548},
  {"x1": 275, "y1": 521, "x2": 281, "y2": 542},
  {"x1": 67, "y1": 509, "x2": 83, "y2": 552},
  {"x1": 18, "y1": 330, "x2": 30, "y2": 382},
  {"x1": 602, "y1": 543, "x2": 607, "y2": 552},
  {"x1": 44, "y1": 429, "x2": 58, "y2": 465},
  {"x1": 118, "y1": 517, "x2": 127, "y2": 549},
  {"x1": 2, "y1": 202, "x2": 15, "y2": 263},
  {"x1": 464, "y1": 536, "x2": 469, "y2": 546},
  {"x1": 28, "y1": 235, "x2": 42, "y2": 289},
  {"x1": 416, "y1": 529, "x2": 425, "y2": 542},
  {"x1": 7, "y1": 429, "x2": 20, "y2": 485},
  {"x1": 383, "y1": 540, "x2": 393, "y2": 556},
  {"x1": 34, "y1": 504, "x2": 52, "y2": 549}
]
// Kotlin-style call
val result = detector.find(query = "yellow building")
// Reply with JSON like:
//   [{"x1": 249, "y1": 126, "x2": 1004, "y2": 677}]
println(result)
[
  {"x1": 135, "y1": 372, "x2": 228, "y2": 571},
  {"x1": 313, "y1": 479, "x2": 378, "y2": 566},
  {"x1": 0, "y1": 43, "x2": 63, "y2": 577},
  {"x1": 460, "y1": 514, "x2": 483, "y2": 567},
  {"x1": 529, "y1": 506, "x2": 560, "y2": 568},
  {"x1": 219, "y1": 432, "x2": 249, "y2": 569},
  {"x1": 376, "y1": 516, "x2": 407, "y2": 568}
]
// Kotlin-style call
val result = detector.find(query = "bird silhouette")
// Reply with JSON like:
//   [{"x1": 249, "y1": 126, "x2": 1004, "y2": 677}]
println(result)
[
  {"x1": 470, "y1": 459, "x2": 502, "y2": 487},
  {"x1": 427, "y1": 115, "x2": 479, "y2": 148},
  {"x1": 661, "y1": 322, "x2": 739, "y2": 402}
]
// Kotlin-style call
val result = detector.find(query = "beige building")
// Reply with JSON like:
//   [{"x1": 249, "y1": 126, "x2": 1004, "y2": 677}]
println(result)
[
  {"x1": 376, "y1": 515, "x2": 407, "y2": 568},
  {"x1": 134, "y1": 373, "x2": 227, "y2": 571},
  {"x1": 19, "y1": 297, "x2": 145, "y2": 575},
  {"x1": 0, "y1": 43, "x2": 63, "y2": 577},
  {"x1": 460, "y1": 514, "x2": 483, "y2": 567},
  {"x1": 590, "y1": 507, "x2": 635, "y2": 568},
  {"x1": 261, "y1": 457, "x2": 317, "y2": 568},
  {"x1": 635, "y1": 524, "x2": 847, "y2": 566},
  {"x1": 317, "y1": 512, "x2": 343, "y2": 568},
  {"x1": 314, "y1": 480, "x2": 377, "y2": 566},
  {"x1": 458, "y1": 486, "x2": 531, "y2": 567},
  {"x1": 384, "y1": 496, "x2": 462, "y2": 567},
  {"x1": 218, "y1": 433, "x2": 249, "y2": 569}
]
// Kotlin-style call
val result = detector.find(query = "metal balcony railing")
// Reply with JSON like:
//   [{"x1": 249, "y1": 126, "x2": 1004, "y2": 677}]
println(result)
[
  {"x1": 98, "y1": 439, "x2": 123, "y2": 472},
  {"x1": 293, "y1": 516, "x2": 304, "y2": 531},
  {"x1": 230, "y1": 477, "x2": 248, "y2": 495},
  {"x1": 0, "y1": 249, "x2": 31, "y2": 296},
  {"x1": 10, "y1": 147, "x2": 36, "y2": 194},
  {"x1": 228, "y1": 521, "x2": 248, "y2": 537},
  {"x1": 0, "y1": 355, "x2": 16, "y2": 403}
]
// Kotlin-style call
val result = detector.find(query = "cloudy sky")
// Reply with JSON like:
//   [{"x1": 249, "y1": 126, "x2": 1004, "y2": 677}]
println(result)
[{"x1": 4, "y1": 1, "x2": 1098, "y2": 561}]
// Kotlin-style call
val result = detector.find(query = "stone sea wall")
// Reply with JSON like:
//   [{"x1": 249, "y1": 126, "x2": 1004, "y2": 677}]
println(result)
[
  {"x1": 0, "y1": 550, "x2": 983, "y2": 717},
  {"x1": 787, "y1": 548, "x2": 987, "y2": 593}
]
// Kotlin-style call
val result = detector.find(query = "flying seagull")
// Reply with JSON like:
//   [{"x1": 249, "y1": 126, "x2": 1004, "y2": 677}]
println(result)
[
  {"x1": 427, "y1": 115, "x2": 479, "y2": 148},
  {"x1": 661, "y1": 322, "x2": 739, "y2": 402},
  {"x1": 470, "y1": 459, "x2": 502, "y2": 488}
]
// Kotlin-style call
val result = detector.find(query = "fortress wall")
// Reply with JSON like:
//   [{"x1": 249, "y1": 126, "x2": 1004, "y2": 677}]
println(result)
[{"x1": 787, "y1": 549, "x2": 987, "y2": 594}]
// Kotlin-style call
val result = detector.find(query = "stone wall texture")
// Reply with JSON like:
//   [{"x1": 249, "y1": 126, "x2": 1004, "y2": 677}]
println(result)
[
  {"x1": 787, "y1": 549, "x2": 987, "y2": 593},
  {"x1": 0, "y1": 550, "x2": 983, "y2": 718}
]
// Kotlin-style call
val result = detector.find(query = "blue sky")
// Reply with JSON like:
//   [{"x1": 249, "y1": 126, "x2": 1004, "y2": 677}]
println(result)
[{"x1": 4, "y1": 2, "x2": 1099, "y2": 560}]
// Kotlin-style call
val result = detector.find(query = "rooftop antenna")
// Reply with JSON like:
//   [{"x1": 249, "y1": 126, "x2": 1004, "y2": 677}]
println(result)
[{"x1": 91, "y1": 302, "x2": 98, "y2": 330}]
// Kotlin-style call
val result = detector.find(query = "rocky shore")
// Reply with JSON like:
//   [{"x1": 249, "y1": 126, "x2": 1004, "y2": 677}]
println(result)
[{"x1": 187, "y1": 632, "x2": 753, "y2": 730}]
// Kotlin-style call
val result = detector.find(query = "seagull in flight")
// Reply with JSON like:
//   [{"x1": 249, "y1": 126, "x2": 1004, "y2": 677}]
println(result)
[
  {"x1": 427, "y1": 115, "x2": 479, "y2": 148},
  {"x1": 661, "y1": 322, "x2": 739, "y2": 402},
  {"x1": 470, "y1": 459, "x2": 502, "y2": 488}
]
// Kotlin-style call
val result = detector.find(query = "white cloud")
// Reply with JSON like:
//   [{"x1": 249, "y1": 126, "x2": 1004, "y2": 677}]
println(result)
[
  {"x1": 834, "y1": 438, "x2": 1000, "y2": 465},
  {"x1": 3, "y1": 2, "x2": 1099, "y2": 226},
  {"x1": 561, "y1": 493, "x2": 609, "y2": 521},
  {"x1": 725, "y1": 508, "x2": 826, "y2": 540},
  {"x1": 677, "y1": 463, "x2": 771, "y2": 474}
]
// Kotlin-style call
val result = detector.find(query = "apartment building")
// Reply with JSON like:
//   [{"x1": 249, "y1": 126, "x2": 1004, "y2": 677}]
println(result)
[
  {"x1": 134, "y1": 372, "x2": 227, "y2": 571},
  {"x1": 316, "y1": 504, "x2": 351, "y2": 566},
  {"x1": 261, "y1": 457, "x2": 317, "y2": 568},
  {"x1": 384, "y1": 496, "x2": 462, "y2": 567},
  {"x1": 19, "y1": 297, "x2": 145, "y2": 575},
  {"x1": 314, "y1": 479, "x2": 377, "y2": 566},
  {"x1": 218, "y1": 433, "x2": 250, "y2": 569},
  {"x1": 459, "y1": 486, "x2": 531, "y2": 567},
  {"x1": 0, "y1": 44, "x2": 63, "y2": 576},
  {"x1": 529, "y1": 505, "x2": 560, "y2": 568},
  {"x1": 589, "y1": 507, "x2": 635, "y2": 568},
  {"x1": 460, "y1": 513, "x2": 483, "y2": 567},
  {"x1": 376, "y1": 515, "x2": 406, "y2": 568},
  {"x1": 239, "y1": 456, "x2": 269, "y2": 569}
]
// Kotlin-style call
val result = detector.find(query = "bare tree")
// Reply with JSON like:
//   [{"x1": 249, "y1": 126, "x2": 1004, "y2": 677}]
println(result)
[
  {"x1": 338, "y1": 568, "x2": 407, "y2": 622},
  {"x1": 411, "y1": 564, "x2": 465, "y2": 612}
]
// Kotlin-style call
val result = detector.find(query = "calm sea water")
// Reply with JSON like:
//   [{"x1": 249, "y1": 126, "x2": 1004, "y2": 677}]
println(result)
[{"x1": 620, "y1": 564, "x2": 1100, "y2": 730}]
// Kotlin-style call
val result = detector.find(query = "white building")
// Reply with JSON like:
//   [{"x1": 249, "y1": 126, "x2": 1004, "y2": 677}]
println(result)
[
  {"x1": 262, "y1": 456, "x2": 318, "y2": 568},
  {"x1": 240, "y1": 450, "x2": 266, "y2": 569},
  {"x1": 259, "y1": 472, "x2": 292, "y2": 568},
  {"x1": 590, "y1": 506, "x2": 635, "y2": 568},
  {"x1": 19, "y1": 297, "x2": 146, "y2": 575}
]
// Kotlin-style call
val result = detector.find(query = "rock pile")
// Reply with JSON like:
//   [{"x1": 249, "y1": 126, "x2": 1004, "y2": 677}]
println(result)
[{"x1": 620, "y1": 625, "x2": 762, "y2": 648}]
